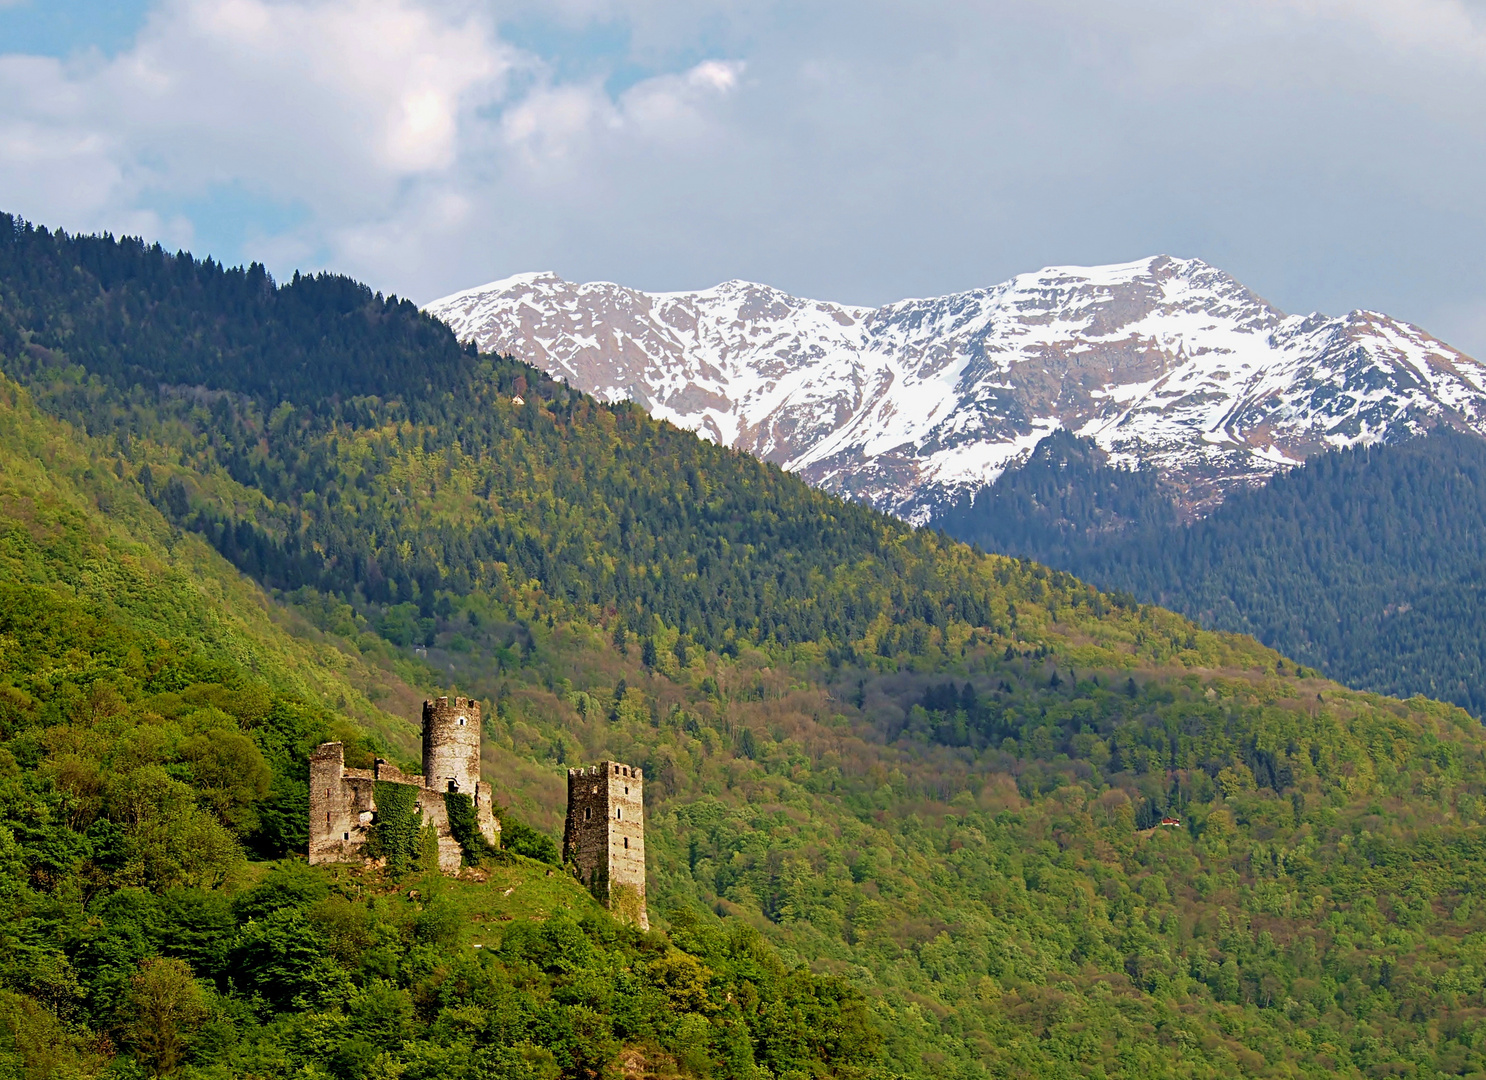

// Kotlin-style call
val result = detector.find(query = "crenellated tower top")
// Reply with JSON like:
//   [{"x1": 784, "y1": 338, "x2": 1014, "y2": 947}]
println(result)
[{"x1": 422, "y1": 696, "x2": 481, "y2": 795}]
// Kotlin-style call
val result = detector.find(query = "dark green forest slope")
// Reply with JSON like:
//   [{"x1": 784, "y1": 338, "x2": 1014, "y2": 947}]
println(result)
[
  {"x1": 935, "y1": 429, "x2": 1486, "y2": 714},
  {"x1": 7, "y1": 216, "x2": 1486, "y2": 1078}
]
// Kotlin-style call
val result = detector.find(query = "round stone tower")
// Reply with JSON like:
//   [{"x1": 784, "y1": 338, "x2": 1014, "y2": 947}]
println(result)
[{"x1": 422, "y1": 696, "x2": 481, "y2": 795}]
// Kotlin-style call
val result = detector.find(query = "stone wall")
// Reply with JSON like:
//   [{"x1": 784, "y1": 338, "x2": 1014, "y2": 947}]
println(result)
[
  {"x1": 564, "y1": 764, "x2": 610, "y2": 890},
  {"x1": 607, "y1": 762, "x2": 646, "y2": 925},
  {"x1": 414, "y1": 787, "x2": 463, "y2": 873},
  {"x1": 474, "y1": 781, "x2": 500, "y2": 847},
  {"x1": 308, "y1": 742, "x2": 375, "y2": 864},
  {"x1": 372, "y1": 759, "x2": 424, "y2": 788}
]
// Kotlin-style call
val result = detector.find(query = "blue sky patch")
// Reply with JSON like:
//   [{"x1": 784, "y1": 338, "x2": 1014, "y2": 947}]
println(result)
[{"x1": 0, "y1": 0, "x2": 152, "y2": 58}]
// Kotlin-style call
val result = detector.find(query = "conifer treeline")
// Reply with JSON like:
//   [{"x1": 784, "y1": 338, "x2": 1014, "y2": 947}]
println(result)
[
  {"x1": 936, "y1": 427, "x2": 1486, "y2": 714},
  {"x1": 0, "y1": 212, "x2": 476, "y2": 403},
  {"x1": 0, "y1": 215, "x2": 1112, "y2": 663}
]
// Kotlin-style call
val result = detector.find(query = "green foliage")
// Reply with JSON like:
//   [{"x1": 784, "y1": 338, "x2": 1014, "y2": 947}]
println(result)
[
  {"x1": 0, "y1": 220, "x2": 1208, "y2": 676},
  {"x1": 0, "y1": 213, "x2": 475, "y2": 406},
  {"x1": 377, "y1": 602, "x2": 424, "y2": 647},
  {"x1": 367, "y1": 781, "x2": 424, "y2": 875},
  {"x1": 496, "y1": 808, "x2": 561, "y2": 865},
  {"x1": 0, "y1": 988, "x2": 109, "y2": 1079},
  {"x1": 10, "y1": 218, "x2": 1486, "y2": 1077},
  {"x1": 120, "y1": 957, "x2": 207, "y2": 1076},
  {"x1": 936, "y1": 428, "x2": 1179, "y2": 569},
  {"x1": 0, "y1": 389, "x2": 871, "y2": 1076}
]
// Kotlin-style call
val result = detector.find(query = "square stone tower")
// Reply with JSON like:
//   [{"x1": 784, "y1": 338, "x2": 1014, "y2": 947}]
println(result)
[
  {"x1": 565, "y1": 761, "x2": 647, "y2": 929},
  {"x1": 308, "y1": 741, "x2": 376, "y2": 863}
]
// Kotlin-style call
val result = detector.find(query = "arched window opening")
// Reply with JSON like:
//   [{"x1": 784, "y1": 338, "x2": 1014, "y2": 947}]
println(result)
[
  {"x1": 616, "y1": 807, "x2": 622, "y2": 820},
  {"x1": 624, "y1": 837, "x2": 629, "y2": 849},
  {"x1": 584, "y1": 808, "x2": 591, "y2": 821},
  {"x1": 459, "y1": 717, "x2": 466, "y2": 726}
]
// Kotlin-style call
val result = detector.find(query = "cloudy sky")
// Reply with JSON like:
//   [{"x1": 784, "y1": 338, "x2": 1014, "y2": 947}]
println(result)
[{"x1": 1, "y1": 0, "x2": 1484, "y2": 354}]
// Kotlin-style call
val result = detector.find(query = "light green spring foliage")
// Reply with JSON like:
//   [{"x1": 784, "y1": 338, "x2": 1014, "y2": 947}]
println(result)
[
  {"x1": 0, "y1": 379, "x2": 407, "y2": 731},
  {"x1": 456, "y1": 608, "x2": 1486, "y2": 1079}
]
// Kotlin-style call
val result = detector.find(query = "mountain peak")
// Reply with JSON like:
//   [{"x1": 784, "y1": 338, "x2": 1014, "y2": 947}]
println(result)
[
  {"x1": 434, "y1": 270, "x2": 565, "y2": 300},
  {"x1": 426, "y1": 259, "x2": 1485, "y2": 522}
]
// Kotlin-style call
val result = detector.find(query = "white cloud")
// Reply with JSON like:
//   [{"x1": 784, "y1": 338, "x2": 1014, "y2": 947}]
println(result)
[
  {"x1": 500, "y1": 82, "x2": 613, "y2": 171},
  {"x1": 620, "y1": 59, "x2": 743, "y2": 139},
  {"x1": 128, "y1": 0, "x2": 513, "y2": 186},
  {"x1": 0, "y1": 0, "x2": 1484, "y2": 360},
  {"x1": 687, "y1": 59, "x2": 742, "y2": 93},
  {"x1": 1268, "y1": 0, "x2": 1486, "y2": 63},
  {"x1": 498, "y1": 58, "x2": 744, "y2": 173},
  {"x1": 0, "y1": 0, "x2": 522, "y2": 225},
  {"x1": 0, "y1": 0, "x2": 750, "y2": 279}
]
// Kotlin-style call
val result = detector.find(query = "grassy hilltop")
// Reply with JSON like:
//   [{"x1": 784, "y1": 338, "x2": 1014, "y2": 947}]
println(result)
[{"x1": 3, "y1": 217, "x2": 1486, "y2": 1078}]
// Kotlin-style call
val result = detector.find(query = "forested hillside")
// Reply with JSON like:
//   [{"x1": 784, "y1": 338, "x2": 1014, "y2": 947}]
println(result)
[
  {"x1": 7, "y1": 216, "x2": 1486, "y2": 1078},
  {"x1": 936, "y1": 429, "x2": 1486, "y2": 714},
  {"x1": 0, "y1": 379, "x2": 877, "y2": 1080}
]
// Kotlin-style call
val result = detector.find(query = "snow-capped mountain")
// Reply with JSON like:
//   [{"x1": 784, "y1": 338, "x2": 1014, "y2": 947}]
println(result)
[{"x1": 425, "y1": 256, "x2": 1486, "y2": 522}]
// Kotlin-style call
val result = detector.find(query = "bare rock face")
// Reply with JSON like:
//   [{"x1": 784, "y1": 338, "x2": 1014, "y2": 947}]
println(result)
[{"x1": 426, "y1": 257, "x2": 1486, "y2": 521}]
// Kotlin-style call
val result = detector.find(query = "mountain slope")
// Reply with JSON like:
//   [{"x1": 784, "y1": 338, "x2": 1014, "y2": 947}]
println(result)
[
  {"x1": 937, "y1": 428, "x2": 1486, "y2": 716},
  {"x1": 426, "y1": 257, "x2": 1486, "y2": 521},
  {"x1": 9, "y1": 217, "x2": 1486, "y2": 1077},
  {"x1": 0, "y1": 375, "x2": 878, "y2": 1080}
]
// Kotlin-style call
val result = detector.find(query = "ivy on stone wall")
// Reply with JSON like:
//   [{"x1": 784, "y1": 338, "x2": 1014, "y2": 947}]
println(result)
[
  {"x1": 581, "y1": 864, "x2": 610, "y2": 906},
  {"x1": 367, "y1": 781, "x2": 423, "y2": 875},
  {"x1": 444, "y1": 791, "x2": 499, "y2": 866}
]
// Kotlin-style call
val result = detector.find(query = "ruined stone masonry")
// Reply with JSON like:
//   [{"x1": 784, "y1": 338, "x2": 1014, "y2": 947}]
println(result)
[
  {"x1": 564, "y1": 761, "x2": 648, "y2": 930},
  {"x1": 308, "y1": 696, "x2": 500, "y2": 873}
]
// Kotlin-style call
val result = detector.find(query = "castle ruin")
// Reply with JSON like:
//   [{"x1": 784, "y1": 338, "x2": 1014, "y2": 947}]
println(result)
[
  {"x1": 564, "y1": 761, "x2": 648, "y2": 930},
  {"x1": 307, "y1": 697, "x2": 648, "y2": 927},
  {"x1": 309, "y1": 696, "x2": 500, "y2": 873}
]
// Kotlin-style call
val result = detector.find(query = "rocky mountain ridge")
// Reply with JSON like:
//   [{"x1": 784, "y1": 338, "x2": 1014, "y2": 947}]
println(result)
[{"x1": 426, "y1": 255, "x2": 1486, "y2": 521}]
